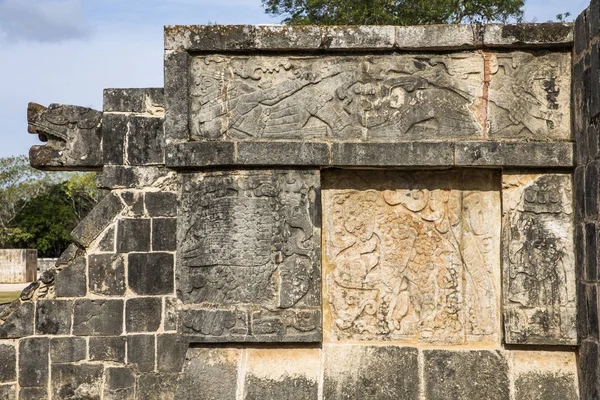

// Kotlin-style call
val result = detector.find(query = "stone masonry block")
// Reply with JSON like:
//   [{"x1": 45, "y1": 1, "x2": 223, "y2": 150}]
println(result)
[
  {"x1": 255, "y1": 25, "x2": 321, "y2": 50},
  {"x1": 455, "y1": 142, "x2": 574, "y2": 167},
  {"x1": 397, "y1": 24, "x2": 476, "y2": 49},
  {"x1": 117, "y1": 218, "x2": 151, "y2": 252},
  {"x1": 19, "y1": 337, "x2": 49, "y2": 387},
  {"x1": 586, "y1": 160, "x2": 600, "y2": 218},
  {"x1": 137, "y1": 373, "x2": 178, "y2": 400},
  {"x1": 483, "y1": 23, "x2": 574, "y2": 48},
  {"x1": 0, "y1": 343, "x2": 16, "y2": 382},
  {"x1": 575, "y1": 166, "x2": 586, "y2": 222},
  {"x1": 423, "y1": 350, "x2": 510, "y2": 400},
  {"x1": 103, "y1": 88, "x2": 164, "y2": 112},
  {"x1": 97, "y1": 166, "x2": 172, "y2": 190},
  {"x1": 55, "y1": 256, "x2": 87, "y2": 298},
  {"x1": 579, "y1": 340, "x2": 600, "y2": 400},
  {"x1": 71, "y1": 192, "x2": 125, "y2": 247},
  {"x1": 237, "y1": 141, "x2": 330, "y2": 166},
  {"x1": 332, "y1": 142, "x2": 453, "y2": 167},
  {"x1": 121, "y1": 191, "x2": 145, "y2": 217},
  {"x1": 322, "y1": 26, "x2": 395, "y2": 49},
  {"x1": 35, "y1": 299, "x2": 72, "y2": 335},
  {"x1": 0, "y1": 385, "x2": 15, "y2": 400},
  {"x1": 128, "y1": 253, "x2": 174, "y2": 295},
  {"x1": 164, "y1": 50, "x2": 189, "y2": 143},
  {"x1": 157, "y1": 334, "x2": 188, "y2": 372},
  {"x1": 89, "y1": 336, "x2": 126, "y2": 363},
  {"x1": 126, "y1": 116, "x2": 164, "y2": 166},
  {"x1": 145, "y1": 191, "x2": 177, "y2": 217},
  {"x1": 50, "y1": 337, "x2": 86, "y2": 363},
  {"x1": 587, "y1": 223, "x2": 598, "y2": 282},
  {"x1": 165, "y1": 142, "x2": 235, "y2": 168},
  {"x1": 0, "y1": 301, "x2": 34, "y2": 339},
  {"x1": 576, "y1": 11, "x2": 590, "y2": 57},
  {"x1": 102, "y1": 113, "x2": 127, "y2": 165},
  {"x1": 126, "y1": 297, "x2": 162, "y2": 332},
  {"x1": 104, "y1": 367, "x2": 135, "y2": 400},
  {"x1": 97, "y1": 225, "x2": 116, "y2": 252},
  {"x1": 513, "y1": 351, "x2": 579, "y2": 400},
  {"x1": 88, "y1": 254, "x2": 126, "y2": 296},
  {"x1": 19, "y1": 387, "x2": 45, "y2": 400},
  {"x1": 127, "y1": 335, "x2": 155, "y2": 372},
  {"x1": 73, "y1": 299, "x2": 123, "y2": 336},
  {"x1": 51, "y1": 364, "x2": 103, "y2": 400},
  {"x1": 152, "y1": 218, "x2": 177, "y2": 251}
]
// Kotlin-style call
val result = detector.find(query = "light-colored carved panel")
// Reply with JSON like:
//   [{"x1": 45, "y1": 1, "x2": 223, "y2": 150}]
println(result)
[
  {"x1": 189, "y1": 54, "x2": 485, "y2": 141},
  {"x1": 322, "y1": 170, "x2": 501, "y2": 344},
  {"x1": 488, "y1": 52, "x2": 571, "y2": 140},
  {"x1": 502, "y1": 173, "x2": 576, "y2": 345}
]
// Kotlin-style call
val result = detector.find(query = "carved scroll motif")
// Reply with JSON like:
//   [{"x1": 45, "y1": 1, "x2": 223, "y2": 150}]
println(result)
[
  {"x1": 502, "y1": 173, "x2": 576, "y2": 345},
  {"x1": 177, "y1": 170, "x2": 321, "y2": 342},
  {"x1": 323, "y1": 170, "x2": 501, "y2": 344}
]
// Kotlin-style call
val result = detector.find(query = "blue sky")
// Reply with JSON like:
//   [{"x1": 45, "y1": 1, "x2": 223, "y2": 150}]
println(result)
[{"x1": 0, "y1": 0, "x2": 590, "y2": 159}]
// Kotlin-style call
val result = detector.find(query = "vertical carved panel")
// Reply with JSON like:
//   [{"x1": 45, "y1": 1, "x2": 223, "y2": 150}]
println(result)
[
  {"x1": 502, "y1": 173, "x2": 576, "y2": 345},
  {"x1": 177, "y1": 170, "x2": 321, "y2": 342},
  {"x1": 322, "y1": 170, "x2": 501, "y2": 344}
]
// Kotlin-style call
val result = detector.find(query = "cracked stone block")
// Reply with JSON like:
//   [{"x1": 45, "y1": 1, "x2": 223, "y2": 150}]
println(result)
[
  {"x1": 19, "y1": 337, "x2": 49, "y2": 387},
  {"x1": 0, "y1": 301, "x2": 34, "y2": 339},
  {"x1": 322, "y1": 169, "x2": 501, "y2": 344},
  {"x1": 145, "y1": 191, "x2": 177, "y2": 217},
  {"x1": 244, "y1": 348, "x2": 319, "y2": 400},
  {"x1": 55, "y1": 256, "x2": 87, "y2": 298},
  {"x1": 126, "y1": 297, "x2": 162, "y2": 332},
  {"x1": 104, "y1": 367, "x2": 135, "y2": 400},
  {"x1": 89, "y1": 336, "x2": 126, "y2": 363},
  {"x1": 323, "y1": 345, "x2": 418, "y2": 399},
  {"x1": 0, "y1": 343, "x2": 16, "y2": 382},
  {"x1": 35, "y1": 299, "x2": 72, "y2": 335},
  {"x1": 502, "y1": 173, "x2": 576, "y2": 345},
  {"x1": 137, "y1": 373, "x2": 177, "y2": 400},
  {"x1": 73, "y1": 299, "x2": 123, "y2": 336},
  {"x1": 51, "y1": 364, "x2": 103, "y2": 400},
  {"x1": 152, "y1": 218, "x2": 177, "y2": 251},
  {"x1": 117, "y1": 219, "x2": 151, "y2": 252},
  {"x1": 157, "y1": 334, "x2": 188, "y2": 372},
  {"x1": 88, "y1": 254, "x2": 126, "y2": 296},
  {"x1": 513, "y1": 351, "x2": 579, "y2": 400},
  {"x1": 423, "y1": 350, "x2": 509, "y2": 400},
  {"x1": 127, "y1": 335, "x2": 155, "y2": 372},
  {"x1": 50, "y1": 337, "x2": 86, "y2": 363},
  {"x1": 128, "y1": 253, "x2": 174, "y2": 295}
]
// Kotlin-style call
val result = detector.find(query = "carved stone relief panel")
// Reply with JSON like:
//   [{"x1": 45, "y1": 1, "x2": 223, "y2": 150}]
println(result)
[
  {"x1": 189, "y1": 54, "x2": 485, "y2": 142},
  {"x1": 177, "y1": 170, "x2": 321, "y2": 342},
  {"x1": 488, "y1": 52, "x2": 571, "y2": 141},
  {"x1": 502, "y1": 173, "x2": 576, "y2": 345},
  {"x1": 322, "y1": 169, "x2": 501, "y2": 344}
]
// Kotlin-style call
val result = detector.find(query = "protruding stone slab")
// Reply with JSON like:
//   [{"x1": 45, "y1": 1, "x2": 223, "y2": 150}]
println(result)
[
  {"x1": 483, "y1": 23, "x2": 574, "y2": 48},
  {"x1": 512, "y1": 351, "x2": 579, "y2": 400},
  {"x1": 502, "y1": 173, "x2": 576, "y2": 345},
  {"x1": 331, "y1": 142, "x2": 453, "y2": 166},
  {"x1": 396, "y1": 24, "x2": 477, "y2": 49},
  {"x1": 323, "y1": 169, "x2": 501, "y2": 344},
  {"x1": 178, "y1": 170, "x2": 321, "y2": 342},
  {"x1": 323, "y1": 345, "x2": 419, "y2": 399},
  {"x1": 455, "y1": 142, "x2": 573, "y2": 167}
]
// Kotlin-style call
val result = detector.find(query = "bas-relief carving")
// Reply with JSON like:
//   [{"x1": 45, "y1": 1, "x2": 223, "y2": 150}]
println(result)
[
  {"x1": 177, "y1": 170, "x2": 321, "y2": 342},
  {"x1": 488, "y1": 52, "x2": 571, "y2": 140},
  {"x1": 189, "y1": 54, "x2": 485, "y2": 141},
  {"x1": 502, "y1": 173, "x2": 576, "y2": 345},
  {"x1": 323, "y1": 170, "x2": 501, "y2": 344}
]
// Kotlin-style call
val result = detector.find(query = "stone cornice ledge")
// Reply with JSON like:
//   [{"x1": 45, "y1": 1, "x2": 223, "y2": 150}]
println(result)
[
  {"x1": 164, "y1": 23, "x2": 574, "y2": 52},
  {"x1": 165, "y1": 141, "x2": 574, "y2": 169}
]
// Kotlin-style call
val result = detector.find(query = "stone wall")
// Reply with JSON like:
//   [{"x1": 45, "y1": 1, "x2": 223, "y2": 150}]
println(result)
[
  {"x1": 37, "y1": 259, "x2": 57, "y2": 275},
  {"x1": 0, "y1": 18, "x2": 587, "y2": 400},
  {"x1": 0, "y1": 250, "x2": 37, "y2": 284}
]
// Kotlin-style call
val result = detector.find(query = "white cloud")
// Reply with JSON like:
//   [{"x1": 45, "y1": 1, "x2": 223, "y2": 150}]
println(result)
[{"x1": 0, "y1": 0, "x2": 90, "y2": 43}]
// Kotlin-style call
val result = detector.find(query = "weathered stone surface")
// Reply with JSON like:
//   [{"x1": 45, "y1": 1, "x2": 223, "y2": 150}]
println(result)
[
  {"x1": 73, "y1": 299, "x2": 123, "y2": 336},
  {"x1": 117, "y1": 219, "x2": 151, "y2": 252},
  {"x1": 579, "y1": 340, "x2": 600, "y2": 400},
  {"x1": 0, "y1": 343, "x2": 16, "y2": 382},
  {"x1": 587, "y1": 223, "x2": 599, "y2": 282},
  {"x1": 19, "y1": 387, "x2": 45, "y2": 400},
  {"x1": 237, "y1": 141, "x2": 330, "y2": 166},
  {"x1": 27, "y1": 102, "x2": 103, "y2": 170},
  {"x1": 0, "y1": 249, "x2": 37, "y2": 283},
  {"x1": 244, "y1": 348, "x2": 319, "y2": 400},
  {"x1": 178, "y1": 170, "x2": 321, "y2": 342},
  {"x1": 35, "y1": 299, "x2": 72, "y2": 335},
  {"x1": 103, "y1": 113, "x2": 126, "y2": 165},
  {"x1": 137, "y1": 373, "x2": 177, "y2": 400},
  {"x1": 97, "y1": 225, "x2": 116, "y2": 251},
  {"x1": 164, "y1": 50, "x2": 190, "y2": 143},
  {"x1": 0, "y1": 301, "x2": 34, "y2": 339},
  {"x1": 323, "y1": 26, "x2": 395, "y2": 49},
  {"x1": 488, "y1": 52, "x2": 571, "y2": 140},
  {"x1": 424, "y1": 350, "x2": 509, "y2": 399},
  {"x1": 0, "y1": 384, "x2": 16, "y2": 400},
  {"x1": 586, "y1": 160, "x2": 600, "y2": 217},
  {"x1": 126, "y1": 116, "x2": 164, "y2": 166},
  {"x1": 89, "y1": 336, "x2": 126, "y2": 362},
  {"x1": 175, "y1": 347, "x2": 240, "y2": 400},
  {"x1": 50, "y1": 337, "x2": 86, "y2": 363},
  {"x1": 126, "y1": 297, "x2": 162, "y2": 332},
  {"x1": 128, "y1": 253, "x2": 174, "y2": 295},
  {"x1": 71, "y1": 192, "x2": 125, "y2": 247},
  {"x1": 323, "y1": 345, "x2": 418, "y2": 399},
  {"x1": 127, "y1": 335, "x2": 155, "y2": 372},
  {"x1": 104, "y1": 367, "x2": 135, "y2": 400},
  {"x1": 484, "y1": 23, "x2": 574, "y2": 47},
  {"x1": 165, "y1": 142, "x2": 235, "y2": 167},
  {"x1": 152, "y1": 218, "x2": 177, "y2": 251},
  {"x1": 164, "y1": 297, "x2": 179, "y2": 331},
  {"x1": 56, "y1": 243, "x2": 83, "y2": 266},
  {"x1": 454, "y1": 142, "x2": 574, "y2": 167},
  {"x1": 323, "y1": 169, "x2": 501, "y2": 344},
  {"x1": 332, "y1": 142, "x2": 453, "y2": 166},
  {"x1": 255, "y1": 25, "x2": 321, "y2": 50},
  {"x1": 19, "y1": 337, "x2": 49, "y2": 387},
  {"x1": 145, "y1": 191, "x2": 177, "y2": 217},
  {"x1": 97, "y1": 166, "x2": 174, "y2": 189},
  {"x1": 502, "y1": 173, "x2": 576, "y2": 345},
  {"x1": 188, "y1": 54, "x2": 483, "y2": 141},
  {"x1": 397, "y1": 24, "x2": 476, "y2": 49},
  {"x1": 103, "y1": 88, "x2": 164, "y2": 113},
  {"x1": 51, "y1": 363, "x2": 103, "y2": 400},
  {"x1": 512, "y1": 351, "x2": 579, "y2": 400},
  {"x1": 121, "y1": 192, "x2": 145, "y2": 217},
  {"x1": 88, "y1": 254, "x2": 126, "y2": 296},
  {"x1": 157, "y1": 334, "x2": 188, "y2": 372},
  {"x1": 55, "y1": 256, "x2": 87, "y2": 298}
]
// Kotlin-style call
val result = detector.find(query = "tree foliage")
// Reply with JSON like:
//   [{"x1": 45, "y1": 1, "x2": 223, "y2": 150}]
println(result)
[
  {"x1": 262, "y1": 0, "x2": 525, "y2": 25},
  {"x1": 0, "y1": 156, "x2": 105, "y2": 257}
]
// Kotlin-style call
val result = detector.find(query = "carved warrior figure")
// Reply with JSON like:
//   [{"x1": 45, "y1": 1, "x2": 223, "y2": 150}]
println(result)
[
  {"x1": 190, "y1": 54, "x2": 483, "y2": 141},
  {"x1": 27, "y1": 102, "x2": 103, "y2": 170}
]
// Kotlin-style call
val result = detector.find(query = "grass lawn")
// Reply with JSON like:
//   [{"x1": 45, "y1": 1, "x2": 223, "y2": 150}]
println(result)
[{"x1": 0, "y1": 291, "x2": 21, "y2": 304}]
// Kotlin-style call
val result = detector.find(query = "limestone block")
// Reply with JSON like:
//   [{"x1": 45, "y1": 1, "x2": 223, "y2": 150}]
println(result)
[
  {"x1": 157, "y1": 334, "x2": 188, "y2": 372},
  {"x1": 484, "y1": 23, "x2": 574, "y2": 48},
  {"x1": 502, "y1": 173, "x2": 576, "y2": 345},
  {"x1": 0, "y1": 385, "x2": 16, "y2": 400},
  {"x1": 323, "y1": 169, "x2": 501, "y2": 344},
  {"x1": 152, "y1": 218, "x2": 177, "y2": 251},
  {"x1": 127, "y1": 335, "x2": 155, "y2": 372},
  {"x1": 0, "y1": 302, "x2": 34, "y2": 339},
  {"x1": 178, "y1": 170, "x2": 321, "y2": 342},
  {"x1": 19, "y1": 337, "x2": 49, "y2": 387},
  {"x1": 96, "y1": 166, "x2": 175, "y2": 190},
  {"x1": 117, "y1": 219, "x2": 151, "y2": 252},
  {"x1": 50, "y1": 337, "x2": 86, "y2": 363},
  {"x1": 128, "y1": 253, "x2": 174, "y2": 295},
  {"x1": 73, "y1": 299, "x2": 123, "y2": 336},
  {"x1": 244, "y1": 348, "x2": 320, "y2": 400},
  {"x1": 88, "y1": 254, "x2": 126, "y2": 296},
  {"x1": 71, "y1": 192, "x2": 125, "y2": 247},
  {"x1": 55, "y1": 256, "x2": 86, "y2": 298},
  {"x1": 188, "y1": 54, "x2": 484, "y2": 141},
  {"x1": 512, "y1": 351, "x2": 579, "y2": 400},
  {"x1": 103, "y1": 367, "x2": 135, "y2": 400},
  {"x1": 137, "y1": 373, "x2": 178, "y2": 400},
  {"x1": 0, "y1": 249, "x2": 37, "y2": 283},
  {"x1": 51, "y1": 364, "x2": 103, "y2": 400},
  {"x1": 0, "y1": 343, "x2": 16, "y2": 382},
  {"x1": 19, "y1": 387, "x2": 45, "y2": 399},
  {"x1": 103, "y1": 88, "x2": 165, "y2": 113},
  {"x1": 488, "y1": 52, "x2": 571, "y2": 140},
  {"x1": 126, "y1": 297, "x2": 162, "y2": 332},
  {"x1": 89, "y1": 336, "x2": 126, "y2": 362},
  {"x1": 323, "y1": 345, "x2": 419, "y2": 399},
  {"x1": 35, "y1": 299, "x2": 72, "y2": 335},
  {"x1": 396, "y1": 24, "x2": 477, "y2": 49}
]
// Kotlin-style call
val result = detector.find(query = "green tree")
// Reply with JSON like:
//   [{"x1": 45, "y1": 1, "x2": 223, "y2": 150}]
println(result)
[{"x1": 262, "y1": 0, "x2": 525, "y2": 25}]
